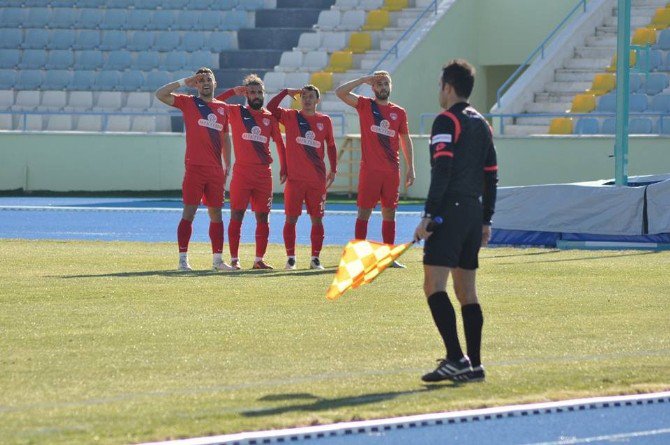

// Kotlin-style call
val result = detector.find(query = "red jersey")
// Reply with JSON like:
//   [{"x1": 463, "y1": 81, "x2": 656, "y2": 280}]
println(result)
[
  {"x1": 171, "y1": 94, "x2": 228, "y2": 168},
  {"x1": 356, "y1": 97, "x2": 408, "y2": 172}
]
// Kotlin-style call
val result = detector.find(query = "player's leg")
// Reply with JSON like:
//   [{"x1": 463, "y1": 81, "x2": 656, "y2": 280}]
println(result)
[
  {"x1": 204, "y1": 169, "x2": 233, "y2": 271},
  {"x1": 252, "y1": 211, "x2": 272, "y2": 269},
  {"x1": 178, "y1": 167, "x2": 205, "y2": 271},
  {"x1": 381, "y1": 170, "x2": 402, "y2": 266},
  {"x1": 355, "y1": 169, "x2": 378, "y2": 240},
  {"x1": 228, "y1": 169, "x2": 251, "y2": 269},
  {"x1": 250, "y1": 173, "x2": 273, "y2": 269},
  {"x1": 305, "y1": 182, "x2": 326, "y2": 270},
  {"x1": 283, "y1": 179, "x2": 301, "y2": 269}
]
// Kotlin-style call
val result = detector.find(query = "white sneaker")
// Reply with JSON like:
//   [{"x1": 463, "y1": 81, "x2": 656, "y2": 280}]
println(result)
[
  {"x1": 178, "y1": 260, "x2": 192, "y2": 271},
  {"x1": 213, "y1": 261, "x2": 234, "y2": 271},
  {"x1": 310, "y1": 257, "x2": 324, "y2": 270},
  {"x1": 390, "y1": 260, "x2": 406, "y2": 269},
  {"x1": 285, "y1": 257, "x2": 296, "y2": 270}
]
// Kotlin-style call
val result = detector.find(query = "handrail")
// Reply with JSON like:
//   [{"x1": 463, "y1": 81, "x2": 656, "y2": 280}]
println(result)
[
  {"x1": 495, "y1": 0, "x2": 588, "y2": 110},
  {"x1": 367, "y1": 0, "x2": 439, "y2": 74}
]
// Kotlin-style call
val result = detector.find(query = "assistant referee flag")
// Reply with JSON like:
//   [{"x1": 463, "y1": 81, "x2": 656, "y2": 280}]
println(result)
[{"x1": 325, "y1": 240, "x2": 412, "y2": 300}]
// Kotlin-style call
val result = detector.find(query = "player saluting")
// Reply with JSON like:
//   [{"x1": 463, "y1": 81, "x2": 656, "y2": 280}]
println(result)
[
  {"x1": 155, "y1": 67, "x2": 233, "y2": 272},
  {"x1": 216, "y1": 75, "x2": 287, "y2": 270},
  {"x1": 335, "y1": 71, "x2": 415, "y2": 267},
  {"x1": 267, "y1": 85, "x2": 337, "y2": 270}
]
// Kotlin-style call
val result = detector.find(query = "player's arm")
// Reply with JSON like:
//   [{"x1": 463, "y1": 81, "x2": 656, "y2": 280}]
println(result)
[
  {"x1": 325, "y1": 117, "x2": 337, "y2": 189},
  {"x1": 481, "y1": 139, "x2": 499, "y2": 246},
  {"x1": 267, "y1": 89, "x2": 301, "y2": 121},
  {"x1": 155, "y1": 74, "x2": 199, "y2": 106},
  {"x1": 271, "y1": 118, "x2": 288, "y2": 184},
  {"x1": 399, "y1": 116, "x2": 415, "y2": 187},
  {"x1": 215, "y1": 85, "x2": 247, "y2": 102},
  {"x1": 335, "y1": 75, "x2": 374, "y2": 108}
]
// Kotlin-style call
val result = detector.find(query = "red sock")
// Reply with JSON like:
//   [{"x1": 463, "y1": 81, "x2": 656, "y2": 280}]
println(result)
[
  {"x1": 382, "y1": 220, "x2": 396, "y2": 245},
  {"x1": 209, "y1": 221, "x2": 224, "y2": 254},
  {"x1": 311, "y1": 222, "x2": 324, "y2": 257},
  {"x1": 228, "y1": 219, "x2": 242, "y2": 259},
  {"x1": 283, "y1": 222, "x2": 296, "y2": 257},
  {"x1": 355, "y1": 218, "x2": 368, "y2": 240},
  {"x1": 177, "y1": 218, "x2": 192, "y2": 253},
  {"x1": 255, "y1": 221, "x2": 269, "y2": 258}
]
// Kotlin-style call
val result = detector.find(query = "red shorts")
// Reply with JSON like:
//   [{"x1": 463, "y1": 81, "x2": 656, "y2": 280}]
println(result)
[
  {"x1": 182, "y1": 164, "x2": 225, "y2": 207},
  {"x1": 284, "y1": 179, "x2": 327, "y2": 217},
  {"x1": 229, "y1": 164, "x2": 272, "y2": 213},
  {"x1": 357, "y1": 168, "x2": 400, "y2": 209}
]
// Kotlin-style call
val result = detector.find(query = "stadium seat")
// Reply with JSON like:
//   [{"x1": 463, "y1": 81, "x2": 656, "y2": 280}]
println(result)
[
  {"x1": 596, "y1": 93, "x2": 616, "y2": 112},
  {"x1": 322, "y1": 32, "x2": 348, "y2": 51},
  {"x1": 0, "y1": 29, "x2": 22, "y2": 50},
  {"x1": 588, "y1": 73, "x2": 615, "y2": 96},
  {"x1": 221, "y1": 10, "x2": 250, "y2": 30},
  {"x1": 629, "y1": 117, "x2": 653, "y2": 134},
  {"x1": 67, "y1": 91, "x2": 94, "y2": 110},
  {"x1": 235, "y1": 0, "x2": 263, "y2": 10},
  {"x1": 182, "y1": 33, "x2": 206, "y2": 52},
  {"x1": 310, "y1": 71, "x2": 333, "y2": 93},
  {"x1": 50, "y1": 0, "x2": 78, "y2": 6},
  {"x1": 326, "y1": 51, "x2": 353, "y2": 72},
  {"x1": 0, "y1": 90, "x2": 14, "y2": 108},
  {"x1": 0, "y1": 49, "x2": 20, "y2": 69},
  {"x1": 146, "y1": 71, "x2": 172, "y2": 90},
  {"x1": 607, "y1": 51, "x2": 636, "y2": 72},
  {"x1": 548, "y1": 117, "x2": 573, "y2": 135},
  {"x1": 19, "y1": 50, "x2": 47, "y2": 69},
  {"x1": 208, "y1": 32, "x2": 235, "y2": 52},
  {"x1": 148, "y1": 10, "x2": 176, "y2": 31},
  {"x1": 342, "y1": 10, "x2": 367, "y2": 30},
  {"x1": 106, "y1": 0, "x2": 134, "y2": 7},
  {"x1": 22, "y1": 114, "x2": 43, "y2": 131},
  {"x1": 197, "y1": 10, "x2": 224, "y2": 30},
  {"x1": 18, "y1": 70, "x2": 43, "y2": 89},
  {"x1": 15, "y1": 91, "x2": 41, "y2": 111},
  {"x1": 0, "y1": 112, "x2": 12, "y2": 130},
  {"x1": 263, "y1": 72, "x2": 286, "y2": 92},
  {"x1": 601, "y1": 117, "x2": 616, "y2": 134},
  {"x1": 92, "y1": 71, "x2": 122, "y2": 91},
  {"x1": 383, "y1": 0, "x2": 408, "y2": 11},
  {"x1": 349, "y1": 32, "x2": 372, "y2": 53},
  {"x1": 277, "y1": 51, "x2": 303, "y2": 72},
  {"x1": 650, "y1": 93, "x2": 670, "y2": 113},
  {"x1": 296, "y1": 32, "x2": 321, "y2": 51},
  {"x1": 42, "y1": 70, "x2": 72, "y2": 89},
  {"x1": 120, "y1": 71, "x2": 145, "y2": 91},
  {"x1": 570, "y1": 93, "x2": 596, "y2": 113},
  {"x1": 124, "y1": 92, "x2": 152, "y2": 110},
  {"x1": 105, "y1": 115, "x2": 132, "y2": 132},
  {"x1": 362, "y1": 10, "x2": 389, "y2": 31},
  {"x1": 47, "y1": 30, "x2": 76, "y2": 50},
  {"x1": 1, "y1": 8, "x2": 26, "y2": 28},
  {"x1": 71, "y1": 71, "x2": 95, "y2": 90},
  {"x1": 657, "y1": 116, "x2": 670, "y2": 134},
  {"x1": 100, "y1": 9, "x2": 128, "y2": 30},
  {"x1": 631, "y1": 27, "x2": 656, "y2": 45},
  {"x1": 360, "y1": 0, "x2": 384, "y2": 9},
  {"x1": 317, "y1": 10, "x2": 341, "y2": 30},
  {"x1": 574, "y1": 117, "x2": 600, "y2": 135},
  {"x1": 75, "y1": 50, "x2": 104, "y2": 70},
  {"x1": 162, "y1": 0, "x2": 191, "y2": 9},
  {"x1": 78, "y1": 9, "x2": 104, "y2": 29},
  {"x1": 645, "y1": 73, "x2": 669, "y2": 95},
  {"x1": 303, "y1": 51, "x2": 329, "y2": 71},
  {"x1": 284, "y1": 72, "x2": 311, "y2": 89},
  {"x1": 25, "y1": 8, "x2": 51, "y2": 29},
  {"x1": 41, "y1": 91, "x2": 68, "y2": 111},
  {"x1": 0, "y1": 70, "x2": 17, "y2": 90},
  {"x1": 153, "y1": 32, "x2": 181, "y2": 52},
  {"x1": 164, "y1": 51, "x2": 189, "y2": 71},
  {"x1": 126, "y1": 11, "x2": 152, "y2": 30},
  {"x1": 95, "y1": 91, "x2": 123, "y2": 110},
  {"x1": 334, "y1": 0, "x2": 359, "y2": 10},
  {"x1": 639, "y1": 49, "x2": 664, "y2": 71},
  {"x1": 630, "y1": 93, "x2": 647, "y2": 112},
  {"x1": 99, "y1": 31, "x2": 128, "y2": 51},
  {"x1": 131, "y1": 115, "x2": 156, "y2": 132},
  {"x1": 104, "y1": 51, "x2": 133, "y2": 70},
  {"x1": 22, "y1": 29, "x2": 50, "y2": 50},
  {"x1": 51, "y1": 8, "x2": 76, "y2": 29},
  {"x1": 45, "y1": 50, "x2": 74, "y2": 70},
  {"x1": 127, "y1": 32, "x2": 154, "y2": 51},
  {"x1": 76, "y1": 114, "x2": 103, "y2": 131},
  {"x1": 649, "y1": 7, "x2": 670, "y2": 31},
  {"x1": 46, "y1": 114, "x2": 73, "y2": 131},
  {"x1": 628, "y1": 73, "x2": 644, "y2": 93},
  {"x1": 189, "y1": 51, "x2": 215, "y2": 69},
  {"x1": 210, "y1": 0, "x2": 238, "y2": 9},
  {"x1": 135, "y1": 51, "x2": 160, "y2": 71},
  {"x1": 72, "y1": 30, "x2": 101, "y2": 50},
  {"x1": 655, "y1": 29, "x2": 670, "y2": 50}
]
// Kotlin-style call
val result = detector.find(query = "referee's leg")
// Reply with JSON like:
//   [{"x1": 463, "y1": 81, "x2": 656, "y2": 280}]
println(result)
[
  {"x1": 453, "y1": 268, "x2": 484, "y2": 371},
  {"x1": 424, "y1": 265, "x2": 465, "y2": 362}
]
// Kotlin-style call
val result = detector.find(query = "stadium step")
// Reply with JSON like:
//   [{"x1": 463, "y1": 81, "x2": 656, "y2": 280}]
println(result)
[
  {"x1": 544, "y1": 81, "x2": 592, "y2": 94},
  {"x1": 277, "y1": 0, "x2": 335, "y2": 8},
  {"x1": 534, "y1": 91, "x2": 583, "y2": 103},
  {"x1": 255, "y1": 9, "x2": 324, "y2": 29},
  {"x1": 555, "y1": 69, "x2": 602, "y2": 82},
  {"x1": 574, "y1": 46, "x2": 616, "y2": 59},
  {"x1": 564, "y1": 58, "x2": 610, "y2": 70},
  {"x1": 214, "y1": 68, "x2": 270, "y2": 89},
  {"x1": 585, "y1": 36, "x2": 618, "y2": 47},
  {"x1": 219, "y1": 50, "x2": 283, "y2": 69},
  {"x1": 238, "y1": 28, "x2": 308, "y2": 50},
  {"x1": 525, "y1": 102, "x2": 571, "y2": 113}
]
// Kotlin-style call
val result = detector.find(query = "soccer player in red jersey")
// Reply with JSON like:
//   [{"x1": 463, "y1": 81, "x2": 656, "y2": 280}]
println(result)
[
  {"x1": 267, "y1": 85, "x2": 337, "y2": 270},
  {"x1": 155, "y1": 67, "x2": 233, "y2": 271},
  {"x1": 335, "y1": 71, "x2": 416, "y2": 267},
  {"x1": 215, "y1": 74, "x2": 287, "y2": 270}
]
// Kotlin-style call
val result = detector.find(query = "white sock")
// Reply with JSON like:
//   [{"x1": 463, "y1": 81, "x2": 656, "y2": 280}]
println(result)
[
  {"x1": 254, "y1": 256, "x2": 263, "y2": 262},
  {"x1": 179, "y1": 252, "x2": 188, "y2": 262},
  {"x1": 231, "y1": 257, "x2": 238, "y2": 262},
  {"x1": 311, "y1": 256, "x2": 319, "y2": 261},
  {"x1": 288, "y1": 255, "x2": 296, "y2": 260},
  {"x1": 213, "y1": 253, "x2": 222, "y2": 264}
]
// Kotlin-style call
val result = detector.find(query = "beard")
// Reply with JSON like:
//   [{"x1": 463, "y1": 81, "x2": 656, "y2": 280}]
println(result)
[
  {"x1": 249, "y1": 98, "x2": 264, "y2": 110},
  {"x1": 374, "y1": 90, "x2": 390, "y2": 101}
]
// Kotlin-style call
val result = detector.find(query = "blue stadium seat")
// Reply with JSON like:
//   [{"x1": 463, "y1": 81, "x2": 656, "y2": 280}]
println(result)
[
  {"x1": 630, "y1": 93, "x2": 647, "y2": 112},
  {"x1": 208, "y1": 32, "x2": 235, "y2": 52},
  {"x1": 47, "y1": 30, "x2": 76, "y2": 50},
  {"x1": 50, "y1": 0, "x2": 78, "y2": 6},
  {"x1": 645, "y1": 73, "x2": 669, "y2": 95},
  {"x1": 135, "y1": 51, "x2": 160, "y2": 71},
  {"x1": 42, "y1": 69, "x2": 72, "y2": 89},
  {"x1": 135, "y1": 0, "x2": 163, "y2": 8},
  {"x1": 596, "y1": 93, "x2": 616, "y2": 112},
  {"x1": 78, "y1": 9, "x2": 104, "y2": 29},
  {"x1": 93, "y1": 71, "x2": 121, "y2": 90},
  {"x1": 104, "y1": 51, "x2": 133, "y2": 70},
  {"x1": 164, "y1": 51, "x2": 189, "y2": 71},
  {"x1": 100, "y1": 9, "x2": 128, "y2": 30},
  {"x1": 234, "y1": 0, "x2": 262, "y2": 10},
  {"x1": 574, "y1": 117, "x2": 600, "y2": 135},
  {"x1": 99, "y1": 31, "x2": 128, "y2": 51},
  {"x1": 222, "y1": 10, "x2": 250, "y2": 30},
  {"x1": 106, "y1": 0, "x2": 134, "y2": 7},
  {"x1": 182, "y1": 33, "x2": 206, "y2": 52},
  {"x1": 127, "y1": 11, "x2": 151, "y2": 31},
  {"x1": 145, "y1": 71, "x2": 171, "y2": 90},
  {"x1": 174, "y1": 11, "x2": 200, "y2": 31},
  {"x1": 601, "y1": 117, "x2": 616, "y2": 134},
  {"x1": 148, "y1": 10, "x2": 176, "y2": 31},
  {"x1": 628, "y1": 73, "x2": 643, "y2": 93},
  {"x1": 71, "y1": 70, "x2": 95, "y2": 89},
  {"x1": 1, "y1": 8, "x2": 26, "y2": 28},
  {"x1": 657, "y1": 116, "x2": 670, "y2": 135},
  {"x1": 648, "y1": 50, "x2": 663, "y2": 71},
  {"x1": 25, "y1": 8, "x2": 51, "y2": 29},
  {"x1": 17, "y1": 70, "x2": 43, "y2": 89},
  {"x1": 650, "y1": 93, "x2": 670, "y2": 113},
  {"x1": 0, "y1": 29, "x2": 23, "y2": 49},
  {"x1": 655, "y1": 29, "x2": 670, "y2": 51},
  {"x1": 189, "y1": 51, "x2": 214, "y2": 69},
  {"x1": 153, "y1": 32, "x2": 181, "y2": 51},
  {"x1": 19, "y1": 50, "x2": 47, "y2": 69},
  {"x1": 0, "y1": 69, "x2": 17, "y2": 90},
  {"x1": 77, "y1": 0, "x2": 106, "y2": 6},
  {"x1": 663, "y1": 52, "x2": 670, "y2": 71},
  {"x1": 127, "y1": 32, "x2": 153, "y2": 51},
  {"x1": 75, "y1": 50, "x2": 103, "y2": 70},
  {"x1": 72, "y1": 30, "x2": 101, "y2": 50},
  {"x1": 51, "y1": 8, "x2": 76, "y2": 29},
  {"x1": 22, "y1": 29, "x2": 50, "y2": 49},
  {"x1": 0, "y1": 49, "x2": 20, "y2": 69},
  {"x1": 120, "y1": 71, "x2": 145, "y2": 91},
  {"x1": 629, "y1": 117, "x2": 653, "y2": 134},
  {"x1": 197, "y1": 11, "x2": 223, "y2": 29},
  {"x1": 45, "y1": 49, "x2": 74, "y2": 69},
  {"x1": 162, "y1": 0, "x2": 191, "y2": 9},
  {"x1": 209, "y1": 0, "x2": 237, "y2": 9}
]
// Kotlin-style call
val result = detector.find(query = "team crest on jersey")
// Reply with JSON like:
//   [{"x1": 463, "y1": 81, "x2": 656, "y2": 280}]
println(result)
[
  {"x1": 217, "y1": 107, "x2": 225, "y2": 115},
  {"x1": 262, "y1": 118, "x2": 270, "y2": 126},
  {"x1": 317, "y1": 122, "x2": 324, "y2": 131},
  {"x1": 390, "y1": 113, "x2": 398, "y2": 120},
  {"x1": 370, "y1": 119, "x2": 395, "y2": 137},
  {"x1": 197, "y1": 113, "x2": 224, "y2": 131}
]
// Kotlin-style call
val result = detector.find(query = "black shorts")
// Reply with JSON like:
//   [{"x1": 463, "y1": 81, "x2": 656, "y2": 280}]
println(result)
[{"x1": 423, "y1": 198, "x2": 483, "y2": 270}]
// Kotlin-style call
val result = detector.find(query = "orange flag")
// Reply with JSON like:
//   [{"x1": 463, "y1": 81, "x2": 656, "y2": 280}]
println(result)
[{"x1": 325, "y1": 240, "x2": 413, "y2": 300}]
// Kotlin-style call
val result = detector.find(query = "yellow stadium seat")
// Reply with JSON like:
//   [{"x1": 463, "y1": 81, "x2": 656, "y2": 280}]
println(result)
[
  {"x1": 570, "y1": 94, "x2": 596, "y2": 113},
  {"x1": 631, "y1": 27, "x2": 656, "y2": 45},
  {"x1": 549, "y1": 117, "x2": 574, "y2": 135},
  {"x1": 310, "y1": 71, "x2": 333, "y2": 93},
  {"x1": 383, "y1": 0, "x2": 408, "y2": 11},
  {"x1": 650, "y1": 7, "x2": 670, "y2": 30},
  {"x1": 326, "y1": 51, "x2": 353, "y2": 73},
  {"x1": 348, "y1": 32, "x2": 372, "y2": 54},
  {"x1": 606, "y1": 51, "x2": 636, "y2": 72},
  {"x1": 362, "y1": 9, "x2": 390, "y2": 31},
  {"x1": 588, "y1": 73, "x2": 616, "y2": 96}
]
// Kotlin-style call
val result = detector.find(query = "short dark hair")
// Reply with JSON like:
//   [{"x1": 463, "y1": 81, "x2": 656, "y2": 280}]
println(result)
[
  {"x1": 302, "y1": 84, "x2": 320, "y2": 99},
  {"x1": 243, "y1": 73, "x2": 264, "y2": 89},
  {"x1": 196, "y1": 67, "x2": 214, "y2": 77},
  {"x1": 441, "y1": 59, "x2": 475, "y2": 99}
]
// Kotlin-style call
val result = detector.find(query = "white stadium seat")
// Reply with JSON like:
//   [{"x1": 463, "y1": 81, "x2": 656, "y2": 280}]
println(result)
[
  {"x1": 303, "y1": 51, "x2": 329, "y2": 70},
  {"x1": 95, "y1": 91, "x2": 123, "y2": 111},
  {"x1": 322, "y1": 32, "x2": 348, "y2": 51},
  {"x1": 130, "y1": 115, "x2": 156, "y2": 132},
  {"x1": 45, "y1": 114, "x2": 73, "y2": 131},
  {"x1": 334, "y1": 0, "x2": 359, "y2": 10},
  {"x1": 276, "y1": 51, "x2": 303, "y2": 72},
  {"x1": 360, "y1": 0, "x2": 384, "y2": 10},
  {"x1": 0, "y1": 113, "x2": 13, "y2": 130},
  {"x1": 340, "y1": 10, "x2": 366, "y2": 30},
  {"x1": 0, "y1": 90, "x2": 14, "y2": 108},
  {"x1": 124, "y1": 92, "x2": 152, "y2": 111},
  {"x1": 15, "y1": 91, "x2": 41, "y2": 111},
  {"x1": 284, "y1": 72, "x2": 311, "y2": 89},
  {"x1": 105, "y1": 115, "x2": 131, "y2": 132},
  {"x1": 296, "y1": 32, "x2": 321, "y2": 51},
  {"x1": 263, "y1": 72, "x2": 286, "y2": 92},
  {"x1": 316, "y1": 10, "x2": 341, "y2": 30},
  {"x1": 41, "y1": 91, "x2": 68, "y2": 111},
  {"x1": 67, "y1": 91, "x2": 94, "y2": 111},
  {"x1": 76, "y1": 114, "x2": 103, "y2": 132},
  {"x1": 23, "y1": 114, "x2": 43, "y2": 131}
]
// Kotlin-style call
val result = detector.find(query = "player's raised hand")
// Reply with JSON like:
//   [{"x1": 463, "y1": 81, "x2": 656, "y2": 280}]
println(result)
[
  {"x1": 280, "y1": 172, "x2": 287, "y2": 184},
  {"x1": 362, "y1": 75, "x2": 376, "y2": 85},
  {"x1": 184, "y1": 74, "x2": 201, "y2": 88},
  {"x1": 286, "y1": 88, "x2": 302, "y2": 98},
  {"x1": 233, "y1": 85, "x2": 247, "y2": 96},
  {"x1": 326, "y1": 171, "x2": 336, "y2": 189}
]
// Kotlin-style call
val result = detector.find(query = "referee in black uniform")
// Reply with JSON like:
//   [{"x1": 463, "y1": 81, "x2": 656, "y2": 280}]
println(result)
[{"x1": 414, "y1": 59, "x2": 498, "y2": 382}]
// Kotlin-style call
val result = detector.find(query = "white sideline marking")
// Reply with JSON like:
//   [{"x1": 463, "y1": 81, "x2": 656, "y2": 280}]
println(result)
[
  {"x1": 139, "y1": 391, "x2": 670, "y2": 445},
  {"x1": 525, "y1": 427, "x2": 670, "y2": 444}
]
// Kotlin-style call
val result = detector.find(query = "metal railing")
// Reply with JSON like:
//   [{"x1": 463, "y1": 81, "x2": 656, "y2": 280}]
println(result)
[{"x1": 495, "y1": 0, "x2": 589, "y2": 109}]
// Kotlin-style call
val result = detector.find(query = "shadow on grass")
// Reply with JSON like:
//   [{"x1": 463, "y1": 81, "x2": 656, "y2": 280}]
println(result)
[
  {"x1": 242, "y1": 385, "x2": 454, "y2": 417},
  {"x1": 56, "y1": 268, "x2": 336, "y2": 279},
  {"x1": 495, "y1": 250, "x2": 658, "y2": 265}
]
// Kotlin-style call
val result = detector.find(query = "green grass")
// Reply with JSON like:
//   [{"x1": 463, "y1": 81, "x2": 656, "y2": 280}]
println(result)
[{"x1": 1, "y1": 239, "x2": 668, "y2": 445}]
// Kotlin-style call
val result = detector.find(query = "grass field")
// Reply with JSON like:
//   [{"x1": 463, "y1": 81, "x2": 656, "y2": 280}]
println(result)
[{"x1": 1, "y1": 239, "x2": 668, "y2": 445}]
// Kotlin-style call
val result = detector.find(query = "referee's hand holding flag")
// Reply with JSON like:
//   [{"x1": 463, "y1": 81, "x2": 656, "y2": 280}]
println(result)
[{"x1": 413, "y1": 216, "x2": 443, "y2": 243}]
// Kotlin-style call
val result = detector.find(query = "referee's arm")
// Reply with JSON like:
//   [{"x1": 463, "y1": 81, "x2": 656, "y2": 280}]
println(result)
[{"x1": 424, "y1": 115, "x2": 456, "y2": 218}]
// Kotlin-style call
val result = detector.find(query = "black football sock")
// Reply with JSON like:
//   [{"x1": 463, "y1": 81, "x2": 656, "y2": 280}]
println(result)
[
  {"x1": 427, "y1": 291, "x2": 464, "y2": 361},
  {"x1": 462, "y1": 303, "x2": 484, "y2": 368}
]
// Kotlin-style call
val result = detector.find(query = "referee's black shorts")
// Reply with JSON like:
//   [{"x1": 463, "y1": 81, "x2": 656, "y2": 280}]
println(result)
[{"x1": 423, "y1": 197, "x2": 483, "y2": 270}]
